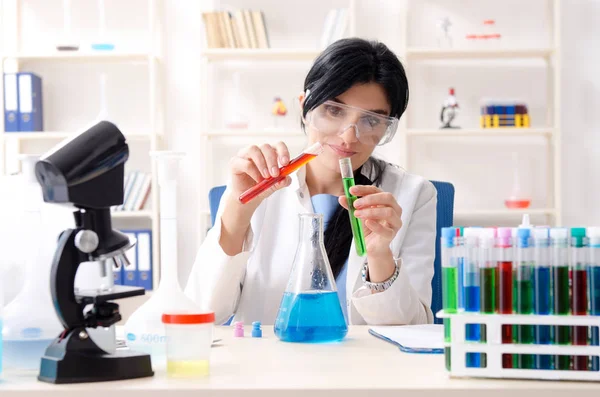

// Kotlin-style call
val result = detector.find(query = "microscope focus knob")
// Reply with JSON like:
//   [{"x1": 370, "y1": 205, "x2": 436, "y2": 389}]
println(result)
[{"x1": 75, "y1": 230, "x2": 99, "y2": 253}]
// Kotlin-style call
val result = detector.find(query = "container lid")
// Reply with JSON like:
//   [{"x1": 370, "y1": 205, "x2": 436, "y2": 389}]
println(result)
[
  {"x1": 550, "y1": 227, "x2": 568, "y2": 239},
  {"x1": 571, "y1": 227, "x2": 586, "y2": 247},
  {"x1": 533, "y1": 227, "x2": 549, "y2": 239},
  {"x1": 162, "y1": 312, "x2": 215, "y2": 324},
  {"x1": 441, "y1": 227, "x2": 456, "y2": 247}
]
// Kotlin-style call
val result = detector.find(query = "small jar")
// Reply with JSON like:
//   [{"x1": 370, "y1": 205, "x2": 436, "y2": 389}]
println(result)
[{"x1": 161, "y1": 312, "x2": 215, "y2": 378}]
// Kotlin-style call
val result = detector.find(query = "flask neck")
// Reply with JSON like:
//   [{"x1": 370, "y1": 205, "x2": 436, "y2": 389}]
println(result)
[{"x1": 298, "y1": 214, "x2": 324, "y2": 246}]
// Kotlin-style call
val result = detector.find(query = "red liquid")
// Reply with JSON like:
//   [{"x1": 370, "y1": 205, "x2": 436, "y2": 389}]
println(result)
[
  {"x1": 504, "y1": 199, "x2": 531, "y2": 209},
  {"x1": 498, "y1": 261, "x2": 513, "y2": 368},
  {"x1": 572, "y1": 269, "x2": 589, "y2": 371},
  {"x1": 239, "y1": 153, "x2": 317, "y2": 204}
]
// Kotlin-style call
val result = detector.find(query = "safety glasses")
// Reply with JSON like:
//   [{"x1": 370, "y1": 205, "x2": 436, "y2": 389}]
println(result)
[{"x1": 304, "y1": 100, "x2": 399, "y2": 146}]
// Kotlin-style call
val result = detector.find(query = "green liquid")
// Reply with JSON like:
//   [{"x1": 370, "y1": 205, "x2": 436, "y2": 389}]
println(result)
[
  {"x1": 343, "y1": 177, "x2": 366, "y2": 256},
  {"x1": 479, "y1": 267, "x2": 496, "y2": 368},
  {"x1": 480, "y1": 267, "x2": 497, "y2": 314},
  {"x1": 442, "y1": 267, "x2": 458, "y2": 342},
  {"x1": 553, "y1": 265, "x2": 571, "y2": 370},
  {"x1": 444, "y1": 346, "x2": 452, "y2": 371},
  {"x1": 516, "y1": 274, "x2": 535, "y2": 369}
]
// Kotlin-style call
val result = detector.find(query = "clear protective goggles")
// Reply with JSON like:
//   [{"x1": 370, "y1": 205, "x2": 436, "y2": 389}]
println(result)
[{"x1": 304, "y1": 100, "x2": 399, "y2": 146}]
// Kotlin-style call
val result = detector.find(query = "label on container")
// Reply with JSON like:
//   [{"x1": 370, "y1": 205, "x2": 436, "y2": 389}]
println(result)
[{"x1": 127, "y1": 332, "x2": 166, "y2": 344}]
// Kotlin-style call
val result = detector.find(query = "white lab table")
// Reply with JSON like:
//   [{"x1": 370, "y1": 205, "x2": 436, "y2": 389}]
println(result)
[{"x1": 1, "y1": 326, "x2": 599, "y2": 397}]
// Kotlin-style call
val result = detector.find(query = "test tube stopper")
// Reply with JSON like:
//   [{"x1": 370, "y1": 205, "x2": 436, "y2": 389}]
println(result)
[
  {"x1": 252, "y1": 321, "x2": 262, "y2": 338},
  {"x1": 234, "y1": 321, "x2": 244, "y2": 337}
]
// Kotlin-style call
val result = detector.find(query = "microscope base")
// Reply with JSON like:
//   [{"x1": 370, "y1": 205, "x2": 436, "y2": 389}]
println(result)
[{"x1": 38, "y1": 327, "x2": 154, "y2": 384}]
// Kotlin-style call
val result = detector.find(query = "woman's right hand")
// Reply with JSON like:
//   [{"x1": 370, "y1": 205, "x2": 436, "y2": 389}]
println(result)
[
  {"x1": 229, "y1": 142, "x2": 293, "y2": 206},
  {"x1": 219, "y1": 142, "x2": 292, "y2": 256}
]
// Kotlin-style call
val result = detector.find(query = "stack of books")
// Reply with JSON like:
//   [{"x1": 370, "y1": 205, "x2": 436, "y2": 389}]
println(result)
[
  {"x1": 202, "y1": 10, "x2": 269, "y2": 49},
  {"x1": 113, "y1": 171, "x2": 151, "y2": 212},
  {"x1": 480, "y1": 101, "x2": 531, "y2": 128}
]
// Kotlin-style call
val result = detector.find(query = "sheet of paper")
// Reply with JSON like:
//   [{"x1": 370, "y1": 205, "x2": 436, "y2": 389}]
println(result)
[{"x1": 370, "y1": 324, "x2": 444, "y2": 351}]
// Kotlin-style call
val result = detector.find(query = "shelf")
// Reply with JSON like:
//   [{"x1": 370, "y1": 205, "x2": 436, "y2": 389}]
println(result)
[
  {"x1": 3, "y1": 131, "x2": 158, "y2": 141},
  {"x1": 2, "y1": 52, "x2": 157, "y2": 62},
  {"x1": 204, "y1": 129, "x2": 305, "y2": 138},
  {"x1": 202, "y1": 48, "x2": 321, "y2": 62},
  {"x1": 406, "y1": 128, "x2": 554, "y2": 138},
  {"x1": 112, "y1": 210, "x2": 153, "y2": 219},
  {"x1": 405, "y1": 48, "x2": 554, "y2": 60},
  {"x1": 454, "y1": 208, "x2": 557, "y2": 217}
]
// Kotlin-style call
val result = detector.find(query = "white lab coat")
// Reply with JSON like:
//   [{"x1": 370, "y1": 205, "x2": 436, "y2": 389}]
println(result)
[{"x1": 184, "y1": 162, "x2": 437, "y2": 326}]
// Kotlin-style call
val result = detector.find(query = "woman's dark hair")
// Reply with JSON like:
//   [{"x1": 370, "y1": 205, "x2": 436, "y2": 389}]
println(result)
[{"x1": 302, "y1": 38, "x2": 409, "y2": 280}]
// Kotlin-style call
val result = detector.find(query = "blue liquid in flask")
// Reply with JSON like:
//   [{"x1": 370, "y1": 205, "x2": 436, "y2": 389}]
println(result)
[
  {"x1": 274, "y1": 291, "x2": 348, "y2": 343},
  {"x1": 0, "y1": 319, "x2": 3, "y2": 376}
]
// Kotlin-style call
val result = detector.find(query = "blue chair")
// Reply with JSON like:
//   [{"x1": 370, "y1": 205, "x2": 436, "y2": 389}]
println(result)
[
  {"x1": 429, "y1": 181, "x2": 455, "y2": 324},
  {"x1": 209, "y1": 185, "x2": 227, "y2": 227},
  {"x1": 208, "y1": 181, "x2": 454, "y2": 324}
]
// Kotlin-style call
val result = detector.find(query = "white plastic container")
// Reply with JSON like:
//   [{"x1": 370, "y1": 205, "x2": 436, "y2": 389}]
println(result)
[
  {"x1": 124, "y1": 152, "x2": 201, "y2": 361},
  {"x1": 162, "y1": 313, "x2": 215, "y2": 378},
  {"x1": 2, "y1": 155, "x2": 65, "y2": 369}
]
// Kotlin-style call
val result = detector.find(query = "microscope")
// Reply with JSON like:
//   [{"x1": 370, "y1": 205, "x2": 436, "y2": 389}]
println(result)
[{"x1": 35, "y1": 121, "x2": 153, "y2": 383}]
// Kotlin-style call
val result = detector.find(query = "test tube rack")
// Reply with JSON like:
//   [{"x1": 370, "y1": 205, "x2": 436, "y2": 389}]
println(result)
[{"x1": 438, "y1": 311, "x2": 600, "y2": 381}]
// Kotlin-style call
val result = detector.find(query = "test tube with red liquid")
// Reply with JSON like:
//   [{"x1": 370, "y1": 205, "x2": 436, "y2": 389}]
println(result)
[
  {"x1": 496, "y1": 227, "x2": 514, "y2": 368},
  {"x1": 239, "y1": 142, "x2": 323, "y2": 204},
  {"x1": 571, "y1": 227, "x2": 589, "y2": 371}
]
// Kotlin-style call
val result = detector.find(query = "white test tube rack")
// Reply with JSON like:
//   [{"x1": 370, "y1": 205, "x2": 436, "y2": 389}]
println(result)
[{"x1": 438, "y1": 311, "x2": 600, "y2": 381}]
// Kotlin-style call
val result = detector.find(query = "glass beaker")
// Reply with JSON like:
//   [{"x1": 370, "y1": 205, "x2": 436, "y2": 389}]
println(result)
[{"x1": 274, "y1": 213, "x2": 348, "y2": 343}]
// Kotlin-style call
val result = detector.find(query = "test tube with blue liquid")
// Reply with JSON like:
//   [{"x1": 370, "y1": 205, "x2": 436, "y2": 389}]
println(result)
[
  {"x1": 587, "y1": 227, "x2": 600, "y2": 372},
  {"x1": 532, "y1": 228, "x2": 553, "y2": 370},
  {"x1": 463, "y1": 228, "x2": 482, "y2": 367},
  {"x1": 516, "y1": 228, "x2": 535, "y2": 369},
  {"x1": 551, "y1": 227, "x2": 571, "y2": 370},
  {"x1": 456, "y1": 227, "x2": 465, "y2": 311}
]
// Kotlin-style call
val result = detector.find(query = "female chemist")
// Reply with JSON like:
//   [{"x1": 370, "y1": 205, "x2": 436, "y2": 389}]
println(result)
[{"x1": 185, "y1": 38, "x2": 437, "y2": 326}]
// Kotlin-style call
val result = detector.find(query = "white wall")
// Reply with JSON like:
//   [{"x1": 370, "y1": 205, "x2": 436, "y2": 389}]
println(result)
[{"x1": 5, "y1": 0, "x2": 600, "y2": 286}]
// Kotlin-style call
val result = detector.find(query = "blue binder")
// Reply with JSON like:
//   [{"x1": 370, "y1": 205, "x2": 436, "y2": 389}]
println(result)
[
  {"x1": 136, "y1": 230, "x2": 153, "y2": 290},
  {"x1": 17, "y1": 72, "x2": 43, "y2": 132},
  {"x1": 113, "y1": 255, "x2": 124, "y2": 285},
  {"x1": 122, "y1": 231, "x2": 138, "y2": 287},
  {"x1": 3, "y1": 73, "x2": 19, "y2": 132}
]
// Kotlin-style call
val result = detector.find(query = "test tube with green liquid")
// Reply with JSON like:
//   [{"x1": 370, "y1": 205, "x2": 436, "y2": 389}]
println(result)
[
  {"x1": 516, "y1": 228, "x2": 535, "y2": 369},
  {"x1": 339, "y1": 158, "x2": 366, "y2": 256},
  {"x1": 550, "y1": 228, "x2": 571, "y2": 370},
  {"x1": 441, "y1": 227, "x2": 459, "y2": 371}
]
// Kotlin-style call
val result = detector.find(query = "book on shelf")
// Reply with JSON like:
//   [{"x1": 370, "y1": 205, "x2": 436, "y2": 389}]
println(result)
[
  {"x1": 112, "y1": 170, "x2": 152, "y2": 212},
  {"x1": 202, "y1": 9, "x2": 270, "y2": 50},
  {"x1": 320, "y1": 8, "x2": 348, "y2": 49}
]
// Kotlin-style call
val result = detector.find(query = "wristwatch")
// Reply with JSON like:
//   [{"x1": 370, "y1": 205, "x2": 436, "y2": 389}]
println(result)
[{"x1": 361, "y1": 257, "x2": 401, "y2": 292}]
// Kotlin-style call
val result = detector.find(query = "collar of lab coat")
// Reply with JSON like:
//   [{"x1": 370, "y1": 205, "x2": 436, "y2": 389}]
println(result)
[{"x1": 290, "y1": 163, "x2": 369, "y2": 299}]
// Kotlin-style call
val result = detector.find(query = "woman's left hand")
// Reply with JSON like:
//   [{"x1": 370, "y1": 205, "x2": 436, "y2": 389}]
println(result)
[{"x1": 339, "y1": 185, "x2": 403, "y2": 257}]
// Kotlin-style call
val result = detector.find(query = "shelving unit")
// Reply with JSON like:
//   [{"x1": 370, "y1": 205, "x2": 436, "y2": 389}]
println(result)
[
  {"x1": 1, "y1": 52, "x2": 157, "y2": 62},
  {"x1": 203, "y1": 129, "x2": 305, "y2": 138},
  {"x1": 197, "y1": 1, "x2": 357, "y2": 243},
  {"x1": 406, "y1": 128, "x2": 554, "y2": 138},
  {"x1": 399, "y1": 0, "x2": 562, "y2": 226},
  {"x1": 405, "y1": 47, "x2": 554, "y2": 60},
  {"x1": 202, "y1": 48, "x2": 321, "y2": 62},
  {"x1": 0, "y1": 0, "x2": 164, "y2": 290}
]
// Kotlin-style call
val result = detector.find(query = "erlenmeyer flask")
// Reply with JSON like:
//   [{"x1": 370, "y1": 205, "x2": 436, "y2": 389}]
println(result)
[{"x1": 274, "y1": 213, "x2": 348, "y2": 343}]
